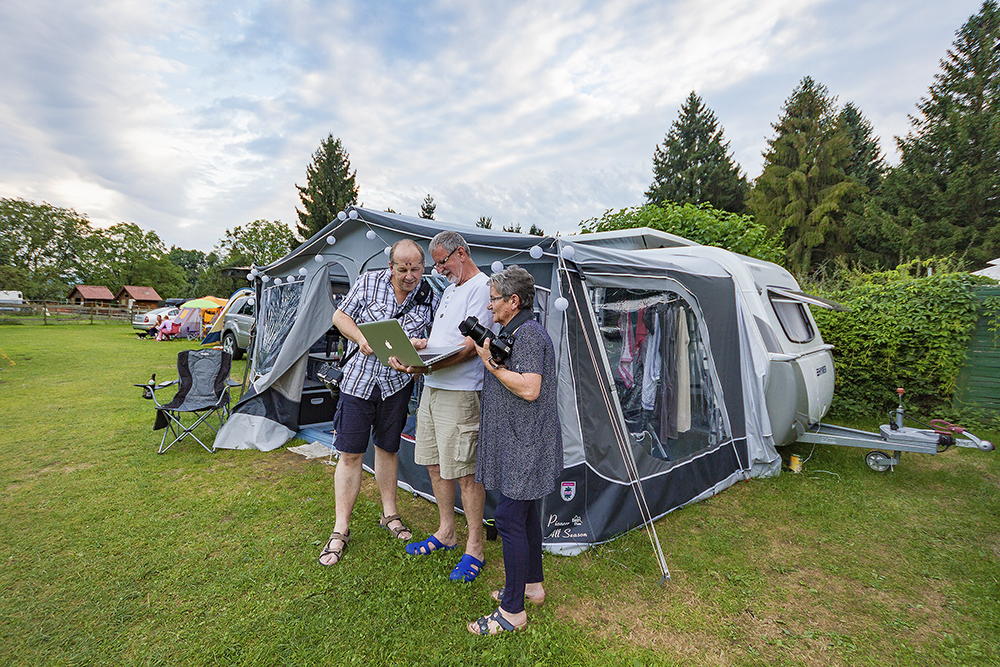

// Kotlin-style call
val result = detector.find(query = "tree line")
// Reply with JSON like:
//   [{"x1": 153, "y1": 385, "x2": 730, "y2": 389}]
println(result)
[
  {"x1": 641, "y1": 1, "x2": 1000, "y2": 276},
  {"x1": 0, "y1": 199, "x2": 298, "y2": 301},
  {"x1": 3, "y1": 3, "x2": 996, "y2": 301}
]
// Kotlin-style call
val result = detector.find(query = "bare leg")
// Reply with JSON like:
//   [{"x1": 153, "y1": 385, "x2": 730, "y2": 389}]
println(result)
[
  {"x1": 427, "y1": 464, "x2": 459, "y2": 547},
  {"x1": 321, "y1": 451, "x2": 364, "y2": 565},
  {"x1": 373, "y1": 447, "x2": 411, "y2": 539},
  {"x1": 457, "y1": 474, "x2": 485, "y2": 561}
]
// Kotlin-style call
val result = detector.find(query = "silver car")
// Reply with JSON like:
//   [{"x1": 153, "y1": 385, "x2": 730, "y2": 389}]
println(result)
[
  {"x1": 133, "y1": 306, "x2": 179, "y2": 331},
  {"x1": 221, "y1": 295, "x2": 255, "y2": 360}
]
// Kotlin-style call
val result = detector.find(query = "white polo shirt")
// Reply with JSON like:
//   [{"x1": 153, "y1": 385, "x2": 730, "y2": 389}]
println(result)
[{"x1": 423, "y1": 271, "x2": 492, "y2": 392}]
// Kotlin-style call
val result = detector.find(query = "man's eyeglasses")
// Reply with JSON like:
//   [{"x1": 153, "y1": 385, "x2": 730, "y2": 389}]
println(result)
[
  {"x1": 433, "y1": 247, "x2": 458, "y2": 268},
  {"x1": 489, "y1": 295, "x2": 508, "y2": 303}
]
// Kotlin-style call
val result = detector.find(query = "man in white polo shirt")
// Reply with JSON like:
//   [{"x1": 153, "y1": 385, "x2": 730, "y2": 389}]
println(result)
[{"x1": 389, "y1": 230, "x2": 492, "y2": 583}]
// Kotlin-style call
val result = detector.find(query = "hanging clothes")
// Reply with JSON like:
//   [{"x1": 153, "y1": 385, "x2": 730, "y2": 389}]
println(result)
[
  {"x1": 618, "y1": 311, "x2": 635, "y2": 389},
  {"x1": 659, "y1": 305, "x2": 678, "y2": 444},
  {"x1": 641, "y1": 314, "x2": 661, "y2": 411},
  {"x1": 676, "y1": 309, "x2": 691, "y2": 433}
]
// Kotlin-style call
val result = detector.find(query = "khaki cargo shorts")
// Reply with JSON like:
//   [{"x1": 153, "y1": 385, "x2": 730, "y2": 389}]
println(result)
[{"x1": 414, "y1": 387, "x2": 480, "y2": 480}]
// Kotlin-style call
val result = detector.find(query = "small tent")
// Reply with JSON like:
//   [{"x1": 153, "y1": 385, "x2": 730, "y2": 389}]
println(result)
[
  {"x1": 214, "y1": 207, "x2": 836, "y2": 552},
  {"x1": 164, "y1": 307, "x2": 206, "y2": 339},
  {"x1": 202, "y1": 289, "x2": 253, "y2": 346}
]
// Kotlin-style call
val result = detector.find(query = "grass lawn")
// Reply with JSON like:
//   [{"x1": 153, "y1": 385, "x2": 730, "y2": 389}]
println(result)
[{"x1": 1, "y1": 323, "x2": 998, "y2": 666}]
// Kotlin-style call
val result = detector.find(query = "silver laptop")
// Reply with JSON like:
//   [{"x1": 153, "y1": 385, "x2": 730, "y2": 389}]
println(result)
[{"x1": 357, "y1": 319, "x2": 464, "y2": 368}]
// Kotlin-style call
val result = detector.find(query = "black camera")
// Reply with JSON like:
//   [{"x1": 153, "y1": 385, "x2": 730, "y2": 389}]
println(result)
[{"x1": 459, "y1": 316, "x2": 514, "y2": 364}]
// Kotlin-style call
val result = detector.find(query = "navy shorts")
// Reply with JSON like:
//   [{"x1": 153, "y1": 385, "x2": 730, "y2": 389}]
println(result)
[{"x1": 333, "y1": 383, "x2": 414, "y2": 454}]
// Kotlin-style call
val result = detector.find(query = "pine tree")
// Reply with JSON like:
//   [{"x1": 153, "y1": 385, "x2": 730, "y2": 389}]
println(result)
[
  {"x1": 747, "y1": 77, "x2": 861, "y2": 274},
  {"x1": 528, "y1": 223, "x2": 545, "y2": 236},
  {"x1": 295, "y1": 135, "x2": 358, "y2": 241},
  {"x1": 419, "y1": 194, "x2": 436, "y2": 220},
  {"x1": 646, "y1": 92, "x2": 749, "y2": 213},
  {"x1": 837, "y1": 103, "x2": 904, "y2": 269},
  {"x1": 838, "y1": 102, "x2": 887, "y2": 193},
  {"x1": 882, "y1": 0, "x2": 1000, "y2": 268},
  {"x1": 476, "y1": 216, "x2": 492, "y2": 229}
]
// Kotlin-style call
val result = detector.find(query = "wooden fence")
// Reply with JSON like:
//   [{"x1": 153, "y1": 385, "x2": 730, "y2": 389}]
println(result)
[{"x1": 0, "y1": 302, "x2": 136, "y2": 324}]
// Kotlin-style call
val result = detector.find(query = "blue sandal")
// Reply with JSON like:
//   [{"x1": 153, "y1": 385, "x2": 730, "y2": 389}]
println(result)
[
  {"x1": 449, "y1": 554, "x2": 486, "y2": 582},
  {"x1": 405, "y1": 535, "x2": 457, "y2": 555}
]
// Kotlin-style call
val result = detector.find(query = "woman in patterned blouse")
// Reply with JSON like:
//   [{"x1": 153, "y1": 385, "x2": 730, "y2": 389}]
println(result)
[{"x1": 468, "y1": 266, "x2": 563, "y2": 636}]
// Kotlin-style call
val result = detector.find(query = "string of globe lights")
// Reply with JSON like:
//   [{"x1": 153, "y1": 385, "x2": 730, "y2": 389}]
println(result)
[{"x1": 243, "y1": 208, "x2": 585, "y2": 315}]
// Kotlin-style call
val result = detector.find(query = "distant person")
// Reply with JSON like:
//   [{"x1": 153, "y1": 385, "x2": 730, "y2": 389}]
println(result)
[
  {"x1": 155, "y1": 315, "x2": 172, "y2": 341},
  {"x1": 318, "y1": 239, "x2": 437, "y2": 566},
  {"x1": 146, "y1": 314, "x2": 162, "y2": 338},
  {"x1": 467, "y1": 266, "x2": 562, "y2": 636},
  {"x1": 389, "y1": 231, "x2": 492, "y2": 583}
]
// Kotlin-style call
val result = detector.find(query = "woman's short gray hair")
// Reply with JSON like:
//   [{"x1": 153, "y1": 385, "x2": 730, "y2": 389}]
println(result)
[
  {"x1": 489, "y1": 265, "x2": 534, "y2": 311},
  {"x1": 429, "y1": 230, "x2": 470, "y2": 257}
]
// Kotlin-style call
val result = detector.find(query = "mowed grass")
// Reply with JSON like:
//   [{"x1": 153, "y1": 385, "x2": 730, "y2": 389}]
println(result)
[{"x1": 0, "y1": 323, "x2": 998, "y2": 667}]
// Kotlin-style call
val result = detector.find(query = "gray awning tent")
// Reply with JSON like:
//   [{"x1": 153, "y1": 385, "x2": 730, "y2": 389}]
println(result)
[{"x1": 214, "y1": 206, "x2": 783, "y2": 552}]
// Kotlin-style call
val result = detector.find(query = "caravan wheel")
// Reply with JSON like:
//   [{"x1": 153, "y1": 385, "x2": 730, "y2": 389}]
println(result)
[{"x1": 865, "y1": 450, "x2": 892, "y2": 473}]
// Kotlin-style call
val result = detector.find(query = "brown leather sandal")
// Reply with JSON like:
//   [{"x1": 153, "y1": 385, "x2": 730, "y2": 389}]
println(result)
[
  {"x1": 318, "y1": 530, "x2": 350, "y2": 566},
  {"x1": 379, "y1": 512, "x2": 412, "y2": 540}
]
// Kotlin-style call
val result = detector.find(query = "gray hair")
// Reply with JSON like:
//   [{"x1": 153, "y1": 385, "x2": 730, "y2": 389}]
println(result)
[
  {"x1": 429, "y1": 230, "x2": 470, "y2": 257},
  {"x1": 389, "y1": 238, "x2": 425, "y2": 265},
  {"x1": 489, "y1": 265, "x2": 534, "y2": 311}
]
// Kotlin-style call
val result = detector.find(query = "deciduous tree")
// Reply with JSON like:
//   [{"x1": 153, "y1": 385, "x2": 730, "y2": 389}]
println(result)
[
  {"x1": 580, "y1": 202, "x2": 782, "y2": 263},
  {"x1": 0, "y1": 198, "x2": 89, "y2": 299},
  {"x1": 217, "y1": 219, "x2": 297, "y2": 267},
  {"x1": 77, "y1": 223, "x2": 186, "y2": 297}
]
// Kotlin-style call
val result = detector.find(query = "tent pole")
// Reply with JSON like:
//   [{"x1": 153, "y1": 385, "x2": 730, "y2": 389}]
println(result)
[{"x1": 559, "y1": 258, "x2": 672, "y2": 583}]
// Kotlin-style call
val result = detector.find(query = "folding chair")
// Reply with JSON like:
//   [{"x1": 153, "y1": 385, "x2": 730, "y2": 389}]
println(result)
[{"x1": 137, "y1": 349, "x2": 239, "y2": 454}]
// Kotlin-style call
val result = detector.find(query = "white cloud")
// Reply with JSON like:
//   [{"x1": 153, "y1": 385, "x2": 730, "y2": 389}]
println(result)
[{"x1": 0, "y1": 0, "x2": 987, "y2": 251}]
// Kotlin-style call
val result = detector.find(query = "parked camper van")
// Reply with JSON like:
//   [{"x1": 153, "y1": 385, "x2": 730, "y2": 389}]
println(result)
[
  {"x1": 215, "y1": 209, "x2": 845, "y2": 552},
  {"x1": 570, "y1": 230, "x2": 841, "y2": 448},
  {"x1": 0, "y1": 290, "x2": 24, "y2": 312}
]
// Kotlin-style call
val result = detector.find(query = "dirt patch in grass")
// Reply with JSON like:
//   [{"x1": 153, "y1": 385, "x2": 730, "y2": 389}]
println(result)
[
  {"x1": 247, "y1": 450, "x2": 316, "y2": 479},
  {"x1": 562, "y1": 550, "x2": 964, "y2": 667},
  {"x1": 561, "y1": 585, "x2": 728, "y2": 665},
  {"x1": 37, "y1": 462, "x2": 96, "y2": 475},
  {"x1": 558, "y1": 580, "x2": 854, "y2": 667}
]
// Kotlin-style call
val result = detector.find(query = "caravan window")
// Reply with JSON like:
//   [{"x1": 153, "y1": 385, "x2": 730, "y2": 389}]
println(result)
[
  {"x1": 769, "y1": 294, "x2": 815, "y2": 344},
  {"x1": 589, "y1": 287, "x2": 729, "y2": 464}
]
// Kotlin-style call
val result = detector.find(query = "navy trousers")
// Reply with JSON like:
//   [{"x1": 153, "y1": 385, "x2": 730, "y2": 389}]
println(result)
[{"x1": 494, "y1": 494, "x2": 544, "y2": 614}]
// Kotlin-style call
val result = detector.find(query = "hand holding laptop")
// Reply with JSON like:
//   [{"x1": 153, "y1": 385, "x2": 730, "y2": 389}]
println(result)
[{"x1": 357, "y1": 319, "x2": 464, "y2": 370}]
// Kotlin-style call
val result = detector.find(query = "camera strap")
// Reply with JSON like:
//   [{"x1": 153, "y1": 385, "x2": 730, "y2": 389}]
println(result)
[{"x1": 498, "y1": 307, "x2": 534, "y2": 338}]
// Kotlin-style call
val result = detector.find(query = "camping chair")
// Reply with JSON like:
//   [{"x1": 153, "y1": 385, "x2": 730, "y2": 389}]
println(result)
[
  {"x1": 157, "y1": 320, "x2": 180, "y2": 341},
  {"x1": 137, "y1": 349, "x2": 239, "y2": 453}
]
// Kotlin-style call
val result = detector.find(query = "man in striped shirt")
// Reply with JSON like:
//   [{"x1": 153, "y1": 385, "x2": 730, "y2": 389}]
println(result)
[{"x1": 318, "y1": 239, "x2": 437, "y2": 566}]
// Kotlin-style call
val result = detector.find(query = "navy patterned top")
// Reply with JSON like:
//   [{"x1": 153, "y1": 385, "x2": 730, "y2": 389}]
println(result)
[{"x1": 476, "y1": 319, "x2": 563, "y2": 500}]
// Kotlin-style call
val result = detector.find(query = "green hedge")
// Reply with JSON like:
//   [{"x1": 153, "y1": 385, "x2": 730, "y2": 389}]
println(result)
[{"x1": 809, "y1": 266, "x2": 1000, "y2": 425}]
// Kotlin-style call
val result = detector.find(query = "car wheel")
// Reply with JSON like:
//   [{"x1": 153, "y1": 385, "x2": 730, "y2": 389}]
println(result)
[{"x1": 223, "y1": 332, "x2": 244, "y2": 360}]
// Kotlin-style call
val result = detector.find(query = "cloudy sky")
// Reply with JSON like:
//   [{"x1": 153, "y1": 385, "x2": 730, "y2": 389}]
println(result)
[{"x1": 0, "y1": 0, "x2": 983, "y2": 252}]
